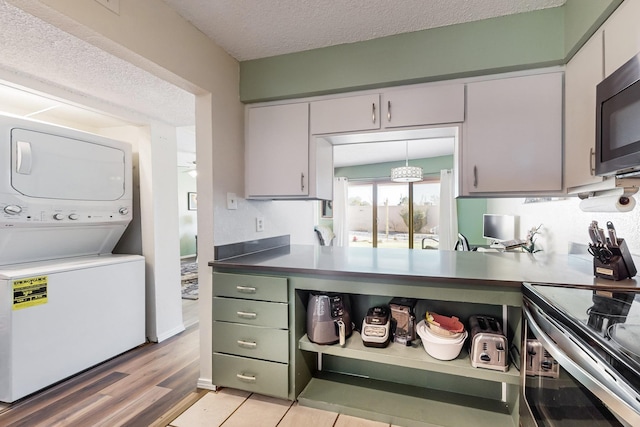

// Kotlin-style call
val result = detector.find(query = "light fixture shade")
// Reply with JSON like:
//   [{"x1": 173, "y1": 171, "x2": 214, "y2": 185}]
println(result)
[{"x1": 391, "y1": 165, "x2": 423, "y2": 182}]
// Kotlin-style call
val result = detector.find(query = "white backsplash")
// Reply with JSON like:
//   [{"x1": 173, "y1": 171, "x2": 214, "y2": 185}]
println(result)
[
  {"x1": 488, "y1": 196, "x2": 640, "y2": 256},
  {"x1": 213, "y1": 196, "x2": 319, "y2": 246}
]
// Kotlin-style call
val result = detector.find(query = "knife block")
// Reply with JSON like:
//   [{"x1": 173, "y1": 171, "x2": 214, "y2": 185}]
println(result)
[{"x1": 593, "y1": 238, "x2": 637, "y2": 281}]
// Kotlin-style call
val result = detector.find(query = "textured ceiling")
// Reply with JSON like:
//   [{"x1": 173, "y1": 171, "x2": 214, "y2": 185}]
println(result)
[
  {"x1": 162, "y1": 0, "x2": 567, "y2": 61},
  {"x1": 0, "y1": 2, "x2": 195, "y2": 128}
]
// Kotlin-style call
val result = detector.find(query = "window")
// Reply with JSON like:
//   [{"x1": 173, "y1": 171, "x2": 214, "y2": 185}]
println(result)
[{"x1": 347, "y1": 178, "x2": 440, "y2": 248}]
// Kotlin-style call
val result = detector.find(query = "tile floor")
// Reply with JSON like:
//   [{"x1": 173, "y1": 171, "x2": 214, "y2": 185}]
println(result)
[{"x1": 168, "y1": 388, "x2": 396, "y2": 427}]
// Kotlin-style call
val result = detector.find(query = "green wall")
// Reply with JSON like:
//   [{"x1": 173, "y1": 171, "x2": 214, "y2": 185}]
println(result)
[
  {"x1": 334, "y1": 155, "x2": 487, "y2": 246},
  {"x1": 240, "y1": 1, "x2": 622, "y2": 103},
  {"x1": 334, "y1": 156, "x2": 453, "y2": 180},
  {"x1": 564, "y1": 0, "x2": 623, "y2": 59}
]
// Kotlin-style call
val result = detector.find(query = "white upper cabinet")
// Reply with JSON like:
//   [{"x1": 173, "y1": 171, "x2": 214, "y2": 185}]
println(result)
[
  {"x1": 382, "y1": 84, "x2": 465, "y2": 128},
  {"x1": 245, "y1": 103, "x2": 310, "y2": 198},
  {"x1": 462, "y1": 72, "x2": 563, "y2": 195},
  {"x1": 310, "y1": 94, "x2": 380, "y2": 135},
  {"x1": 603, "y1": 0, "x2": 640, "y2": 77},
  {"x1": 565, "y1": 31, "x2": 604, "y2": 190}
]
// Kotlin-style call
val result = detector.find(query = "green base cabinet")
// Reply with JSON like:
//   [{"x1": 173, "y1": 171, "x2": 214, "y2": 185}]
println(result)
[
  {"x1": 213, "y1": 269, "x2": 523, "y2": 426},
  {"x1": 212, "y1": 272, "x2": 290, "y2": 399}
]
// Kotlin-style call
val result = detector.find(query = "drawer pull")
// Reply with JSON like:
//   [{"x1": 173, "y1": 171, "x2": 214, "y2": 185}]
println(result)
[
  {"x1": 236, "y1": 373, "x2": 257, "y2": 382},
  {"x1": 237, "y1": 340, "x2": 257, "y2": 349},
  {"x1": 236, "y1": 285, "x2": 257, "y2": 294},
  {"x1": 237, "y1": 311, "x2": 258, "y2": 319}
]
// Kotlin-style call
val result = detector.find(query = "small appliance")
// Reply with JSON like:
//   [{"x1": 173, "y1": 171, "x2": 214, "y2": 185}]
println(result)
[
  {"x1": 469, "y1": 315, "x2": 509, "y2": 371},
  {"x1": 389, "y1": 297, "x2": 417, "y2": 345},
  {"x1": 307, "y1": 293, "x2": 352, "y2": 345},
  {"x1": 361, "y1": 306, "x2": 391, "y2": 348},
  {"x1": 596, "y1": 50, "x2": 640, "y2": 177}
]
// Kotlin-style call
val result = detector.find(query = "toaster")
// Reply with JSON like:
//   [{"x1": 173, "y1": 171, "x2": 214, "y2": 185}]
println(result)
[
  {"x1": 525, "y1": 339, "x2": 559, "y2": 378},
  {"x1": 469, "y1": 315, "x2": 509, "y2": 371}
]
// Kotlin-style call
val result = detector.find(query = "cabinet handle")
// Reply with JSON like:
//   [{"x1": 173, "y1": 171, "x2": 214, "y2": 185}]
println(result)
[
  {"x1": 301, "y1": 172, "x2": 305, "y2": 191},
  {"x1": 590, "y1": 148, "x2": 596, "y2": 176},
  {"x1": 473, "y1": 165, "x2": 478, "y2": 188},
  {"x1": 237, "y1": 340, "x2": 258, "y2": 349},
  {"x1": 236, "y1": 373, "x2": 257, "y2": 382},
  {"x1": 387, "y1": 100, "x2": 391, "y2": 122},
  {"x1": 237, "y1": 311, "x2": 257, "y2": 319},
  {"x1": 236, "y1": 285, "x2": 257, "y2": 294},
  {"x1": 372, "y1": 103, "x2": 376, "y2": 123}
]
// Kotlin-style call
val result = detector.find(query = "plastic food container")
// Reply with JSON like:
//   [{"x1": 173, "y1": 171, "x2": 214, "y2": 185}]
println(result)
[{"x1": 417, "y1": 320, "x2": 467, "y2": 361}]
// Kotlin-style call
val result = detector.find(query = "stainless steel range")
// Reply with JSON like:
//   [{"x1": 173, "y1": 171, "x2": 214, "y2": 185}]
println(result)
[{"x1": 522, "y1": 283, "x2": 640, "y2": 426}]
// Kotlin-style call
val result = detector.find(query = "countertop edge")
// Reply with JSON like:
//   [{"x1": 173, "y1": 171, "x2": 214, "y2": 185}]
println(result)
[{"x1": 209, "y1": 262, "x2": 524, "y2": 288}]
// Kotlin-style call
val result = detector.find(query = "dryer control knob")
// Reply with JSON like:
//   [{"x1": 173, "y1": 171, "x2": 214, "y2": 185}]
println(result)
[
  {"x1": 53, "y1": 213, "x2": 65, "y2": 220},
  {"x1": 68, "y1": 213, "x2": 79, "y2": 220},
  {"x1": 119, "y1": 207, "x2": 129, "y2": 215},
  {"x1": 4, "y1": 205, "x2": 22, "y2": 215}
]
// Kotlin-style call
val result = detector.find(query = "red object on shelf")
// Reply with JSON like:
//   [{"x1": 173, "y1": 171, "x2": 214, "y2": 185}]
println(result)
[{"x1": 425, "y1": 311, "x2": 465, "y2": 333}]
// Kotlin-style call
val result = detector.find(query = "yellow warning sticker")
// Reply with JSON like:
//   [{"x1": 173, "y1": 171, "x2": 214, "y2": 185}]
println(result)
[{"x1": 12, "y1": 276, "x2": 48, "y2": 310}]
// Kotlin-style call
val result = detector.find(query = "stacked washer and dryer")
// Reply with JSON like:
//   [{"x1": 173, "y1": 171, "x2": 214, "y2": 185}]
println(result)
[{"x1": 0, "y1": 114, "x2": 145, "y2": 403}]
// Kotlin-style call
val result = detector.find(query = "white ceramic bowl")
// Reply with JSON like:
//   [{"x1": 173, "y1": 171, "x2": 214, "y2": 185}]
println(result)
[{"x1": 417, "y1": 320, "x2": 467, "y2": 361}]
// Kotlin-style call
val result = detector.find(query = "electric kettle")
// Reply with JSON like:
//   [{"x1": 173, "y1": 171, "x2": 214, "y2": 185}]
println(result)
[{"x1": 307, "y1": 293, "x2": 352, "y2": 345}]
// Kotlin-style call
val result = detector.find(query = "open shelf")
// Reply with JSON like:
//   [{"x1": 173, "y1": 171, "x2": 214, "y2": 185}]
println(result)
[
  {"x1": 299, "y1": 332, "x2": 519, "y2": 385},
  {"x1": 297, "y1": 373, "x2": 517, "y2": 427}
]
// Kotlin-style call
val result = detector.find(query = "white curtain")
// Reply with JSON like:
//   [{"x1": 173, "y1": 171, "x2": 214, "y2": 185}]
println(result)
[
  {"x1": 333, "y1": 177, "x2": 349, "y2": 247},
  {"x1": 438, "y1": 169, "x2": 458, "y2": 250}
]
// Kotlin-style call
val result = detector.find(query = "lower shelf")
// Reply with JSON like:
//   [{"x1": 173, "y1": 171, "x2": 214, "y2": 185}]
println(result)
[
  {"x1": 299, "y1": 332, "x2": 519, "y2": 385},
  {"x1": 297, "y1": 373, "x2": 517, "y2": 427}
]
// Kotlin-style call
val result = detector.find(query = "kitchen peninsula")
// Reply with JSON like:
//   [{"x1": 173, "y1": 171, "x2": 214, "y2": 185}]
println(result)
[{"x1": 209, "y1": 244, "x2": 638, "y2": 427}]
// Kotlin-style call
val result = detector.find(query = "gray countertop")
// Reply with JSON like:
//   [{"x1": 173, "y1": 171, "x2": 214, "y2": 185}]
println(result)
[{"x1": 210, "y1": 245, "x2": 640, "y2": 291}]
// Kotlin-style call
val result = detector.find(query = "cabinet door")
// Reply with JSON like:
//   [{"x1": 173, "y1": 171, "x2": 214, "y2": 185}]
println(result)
[
  {"x1": 310, "y1": 94, "x2": 380, "y2": 135},
  {"x1": 382, "y1": 84, "x2": 464, "y2": 128},
  {"x1": 463, "y1": 72, "x2": 563, "y2": 194},
  {"x1": 565, "y1": 31, "x2": 604, "y2": 189},
  {"x1": 246, "y1": 103, "x2": 309, "y2": 198},
  {"x1": 603, "y1": 0, "x2": 640, "y2": 77}
]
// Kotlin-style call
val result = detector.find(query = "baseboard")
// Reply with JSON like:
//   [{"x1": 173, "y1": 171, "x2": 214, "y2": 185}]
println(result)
[
  {"x1": 196, "y1": 378, "x2": 217, "y2": 391},
  {"x1": 154, "y1": 324, "x2": 186, "y2": 343}
]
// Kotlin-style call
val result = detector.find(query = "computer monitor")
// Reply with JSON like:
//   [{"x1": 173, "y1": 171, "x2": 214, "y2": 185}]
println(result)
[{"x1": 482, "y1": 214, "x2": 517, "y2": 242}]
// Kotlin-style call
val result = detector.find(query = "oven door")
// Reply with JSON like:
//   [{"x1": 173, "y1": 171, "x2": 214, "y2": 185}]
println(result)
[{"x1": 521, "y1": 296, "x2": 640, "y2": 427}]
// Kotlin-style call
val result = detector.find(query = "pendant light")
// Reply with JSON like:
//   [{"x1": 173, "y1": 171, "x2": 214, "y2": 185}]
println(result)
[{"x1": 391, "y1": 141, "x2": 423, "y2": 182}]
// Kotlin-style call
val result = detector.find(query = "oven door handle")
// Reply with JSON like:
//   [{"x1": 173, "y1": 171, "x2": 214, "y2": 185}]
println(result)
[{"x1": 524, "y1": 301, "x2": 640, "y2": 426}]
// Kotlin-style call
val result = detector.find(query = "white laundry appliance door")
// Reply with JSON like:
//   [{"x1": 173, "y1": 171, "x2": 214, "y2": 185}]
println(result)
[
  {"x1": 11, "y1": 128, "x2": 126, "y2": 201},
  {"x1": 0, "y1": 254, "x2": 145, "y2": 403}
]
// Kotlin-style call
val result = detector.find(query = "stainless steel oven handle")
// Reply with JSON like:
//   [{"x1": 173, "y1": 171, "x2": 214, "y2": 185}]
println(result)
[{"x1": 524, "y1": 301, "x2": 640, "y2": 426}]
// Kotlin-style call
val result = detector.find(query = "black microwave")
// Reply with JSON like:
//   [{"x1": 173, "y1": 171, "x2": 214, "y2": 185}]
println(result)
[{"x1": 595, "y1": 50, "x2": 640, "y2": 177}]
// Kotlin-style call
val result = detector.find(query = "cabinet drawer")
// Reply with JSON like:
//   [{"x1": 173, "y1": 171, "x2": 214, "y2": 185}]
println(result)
[
  {"x1": 213, "y1": 322, "x2": 289, "y2": 363},
  {"x1": 213, "y1": 297, "x2": 288, "y2": 328},
  {"x1": 213, "y1": 272, "x2": 287, "y2": 302},
  {"x1": 212, "y1": 353, "x2": 288, "y2": 399}
]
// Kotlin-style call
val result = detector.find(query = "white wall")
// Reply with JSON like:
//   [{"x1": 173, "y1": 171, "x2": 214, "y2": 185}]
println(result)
[
  {"x1": 487, "y1": 196, "x2": 640, "y2": 256},
  {"x1": 214, "y1": 199, "x2": 319, "y2": 246}
]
